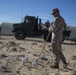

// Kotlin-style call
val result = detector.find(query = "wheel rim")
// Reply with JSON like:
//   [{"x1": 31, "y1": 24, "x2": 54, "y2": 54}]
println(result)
[{"x1": 18, "y1": 33, "x2": 23, "y2": 39}]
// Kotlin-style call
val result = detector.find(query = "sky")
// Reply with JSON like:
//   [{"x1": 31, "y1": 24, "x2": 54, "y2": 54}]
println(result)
[{"x1": 0, "y1": 0, "x2": 76, "y2": 26}]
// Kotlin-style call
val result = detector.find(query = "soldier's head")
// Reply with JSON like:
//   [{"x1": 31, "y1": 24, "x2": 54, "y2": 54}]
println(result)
[{"x1": 51, "y1": 8, "x2": 60, "y2": 17}]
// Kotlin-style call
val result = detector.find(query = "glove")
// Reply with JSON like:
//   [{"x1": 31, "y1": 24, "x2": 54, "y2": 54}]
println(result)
[{"x1": 49, "y1": 27, "x2": 53, "y2": 32}]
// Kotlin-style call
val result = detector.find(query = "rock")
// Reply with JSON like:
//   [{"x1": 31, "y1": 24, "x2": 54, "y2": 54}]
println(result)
[
  {"x1": 18, "y1": 47, "x2": 25, "y2": 51},
  {"x1": 1, "y1": 66, "x2": 12, "y2": 73},
  {"x1": 33, "y1": 54, "x2": 38, "y2": 56},
  {"x1": 3, "y1": 69, "x2": 12, "y2": 73},
  {"x1": 8, "y1": 41, "x2": 19, "y2": 47},
  {"x1": 10, "y1": 47, "x2": 17, "y2": 52},
  {"x1": 0, "y1": 42, "x2": 3, "y2": 44},
  {"x1": 60, "y1": 71, "x2": 73, "y2": 75},
  {"x1": 9, "y1": 41, "x2": 17, "y2": 45},
  {"x1": 41, "y1": 57, "x2": 48, "y2": 61},
  {"x1": 0, "y1": 54, "x2": 7, "y2": 58},
  {"x1": 69, "y1": 60, "x2": 76, "y2": 68},
  {"x1": 31, "y1": 42, "x2": 38, "y2": 45},
  {"x1": 49, "y1": 49, "x2": 52, "y2": 51},
  {"x1": 1, "y1": 66, "x2": 8, "y2": 69},
  {"x1": 72, "y1": 56, "x2": 76, "y2": 60},
  {"x1": 28, "y1": 51, "x2": 30, "y2": 53},
  {"x1": 16, "y1": 70, "x2": 20, "y2": 74},
  {"x1": 39, "y1": 44, "x2": 43, "y2": 47},
  {"x1": 48, "y1": 45, "x2": 51, "y2": 47}
]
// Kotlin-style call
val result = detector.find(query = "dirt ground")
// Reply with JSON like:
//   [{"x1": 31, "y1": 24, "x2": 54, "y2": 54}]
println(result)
[{"x1": 0, "y1": 35, "x2": 76, "y2": 75}]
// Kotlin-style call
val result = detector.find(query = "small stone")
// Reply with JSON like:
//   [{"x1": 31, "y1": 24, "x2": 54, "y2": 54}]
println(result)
[
  {"x1": 16, "y1": 71, "x2": 20, "y2": 74},
  {"x1": 41, "y1": 57, "x2": 48, "y2": 61},
  {"x1": 72, "y1": 55, "x2": 76, "y2": 60},
  {"x1": 60, "y1": 71, "x2": 73, "y2": 75},
  {"x1": 19, "y1": 47, "x2": 25, "y2": 51},
  {"x1": 0, "y1": 54, "x2": 7, "y2": 58},
  {"x1": 48, "y1": 45, "x2": 51, "y2": 47},
  {"x1": 1, "y1": 66, "x2": 8, "y2": 69},
  {"x1": 31, "y1": 42, "x2": 37, "y2": 45},
  {"x1": 1, "y1": 66, "x2": 12, "y2": 73},
  {"x1": 28, "y1": 51, "x2": 30, "y2": 53},
  {"x1": 0, "y1": 42, "x2": 3, "y2": 44},
  {"x1": 11, "y1": 47, "x2": 17, "y2": 52},
  {"x1": 3, "y1": 69, "x2": 12, "y2": 73},
  {"x1": 33, "y1": 54, "x2": 38, "y2": 56},
  {"x1": 9, "y1": 41, "x2": 18, "y2": 46}
]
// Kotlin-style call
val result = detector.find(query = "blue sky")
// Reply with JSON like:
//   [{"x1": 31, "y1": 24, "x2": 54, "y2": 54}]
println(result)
[{"x1": 0, "y1": 0, "x2": 76, "y2": 26}]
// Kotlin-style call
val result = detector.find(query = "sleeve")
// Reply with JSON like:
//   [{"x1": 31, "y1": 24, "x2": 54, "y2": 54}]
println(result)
[
  {"x1": 52, "y1": 17, "x2": 60, "y2": 32},
  {"x1": 49, "y1": 17, "x2": 59, "y2": 32},
  {"x1": 51, "y1": 17, "x2": 65, "y2": 33}
]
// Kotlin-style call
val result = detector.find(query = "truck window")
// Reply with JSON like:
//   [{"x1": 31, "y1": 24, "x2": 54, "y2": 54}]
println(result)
[{"x1": 26, "y1": 19, "x2": 31, "y2": 23}]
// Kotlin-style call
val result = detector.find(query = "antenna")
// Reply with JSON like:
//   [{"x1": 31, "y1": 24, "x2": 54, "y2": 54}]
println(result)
[{"x1": 21, "y1": 0, "x2": 23, "y2": 22}]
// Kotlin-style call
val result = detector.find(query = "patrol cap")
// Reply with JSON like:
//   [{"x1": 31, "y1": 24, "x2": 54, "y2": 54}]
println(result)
[{"x1": 51, "y1": 8, "x2": 59, "y2": 14}]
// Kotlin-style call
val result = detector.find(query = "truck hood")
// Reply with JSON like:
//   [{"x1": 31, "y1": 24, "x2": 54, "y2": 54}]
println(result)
[
  {"x1": 13, "y1": 23, "x2": 22, "y2": 28},
  {"x1": 13, "y1": 23, "x2": 21, "y2": 26}
]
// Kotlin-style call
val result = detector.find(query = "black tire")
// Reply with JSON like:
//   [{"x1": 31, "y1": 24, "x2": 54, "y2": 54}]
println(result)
[
  {"x1": 15, "y1": 31, "x2": 26, "y2": 40},
  {"x1": 44, "y1": 31, "x2": 51, "y2": 42}
]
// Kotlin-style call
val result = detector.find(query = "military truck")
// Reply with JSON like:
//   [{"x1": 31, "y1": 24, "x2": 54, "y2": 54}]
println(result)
[
  {"x1": 12, "y1": 15, "x2": 51, "y2": 41},
  {"x1": 12, "y1": 15, "x2": 71, "y2": 42},
  {"x1": 63, "y1": 26, "x2": 71, "y2": 41}
]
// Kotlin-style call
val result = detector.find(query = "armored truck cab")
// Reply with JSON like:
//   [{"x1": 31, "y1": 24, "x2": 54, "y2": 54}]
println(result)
[{"x1": 12, "y1": 15, "x2": 51, "y2": 40}]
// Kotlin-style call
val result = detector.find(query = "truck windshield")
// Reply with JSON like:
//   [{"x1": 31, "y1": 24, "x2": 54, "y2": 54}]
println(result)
[{"x1": 21, "y1": 18, "x2": 30, "y2": 23}]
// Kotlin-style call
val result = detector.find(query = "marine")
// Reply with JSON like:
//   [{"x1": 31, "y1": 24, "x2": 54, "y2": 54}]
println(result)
[{"x1": 49, "y1": 8, "x2": 67, "y2": 69}]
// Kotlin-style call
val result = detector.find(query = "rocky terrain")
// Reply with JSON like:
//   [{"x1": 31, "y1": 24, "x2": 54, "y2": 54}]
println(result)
[{"x1": 0, "y1": 36, "x2": 76, "y2": 75}]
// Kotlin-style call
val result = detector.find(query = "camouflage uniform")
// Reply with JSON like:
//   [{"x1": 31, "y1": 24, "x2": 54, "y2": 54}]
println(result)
[{"x1": 49, "y1": 15, "x2": 67, "y2": 66}]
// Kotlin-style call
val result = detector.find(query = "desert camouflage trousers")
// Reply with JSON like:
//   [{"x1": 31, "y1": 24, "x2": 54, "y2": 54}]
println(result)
[{"x1": 51, "y1": 39, "x2": 66, "y2": 65}]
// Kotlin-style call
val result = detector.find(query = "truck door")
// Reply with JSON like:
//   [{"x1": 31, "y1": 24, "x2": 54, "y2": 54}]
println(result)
[{"x1": 24, "y1": 17, "x2": 36, "y2": 31}]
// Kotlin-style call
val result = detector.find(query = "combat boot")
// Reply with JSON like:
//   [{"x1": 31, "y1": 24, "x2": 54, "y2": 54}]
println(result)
[{"x1": 63, "y1": 61, "x2": 68, "y2": 68}]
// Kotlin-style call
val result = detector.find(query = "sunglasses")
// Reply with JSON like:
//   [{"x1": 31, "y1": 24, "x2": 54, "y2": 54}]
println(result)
[{"x1": 52, "y1": 12, "x2": 56, "y2": 15}]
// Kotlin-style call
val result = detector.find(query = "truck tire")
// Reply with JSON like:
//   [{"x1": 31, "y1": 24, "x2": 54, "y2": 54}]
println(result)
[
  {"x1": 44, "y1": 31, "x2": 51, "y2": 42},
  {"x1": 62, "y1": 30, "x2": 71, "y2": 42},
  {"x1": 15, "y1": 31, "x2": 26, "y2": 40}
]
